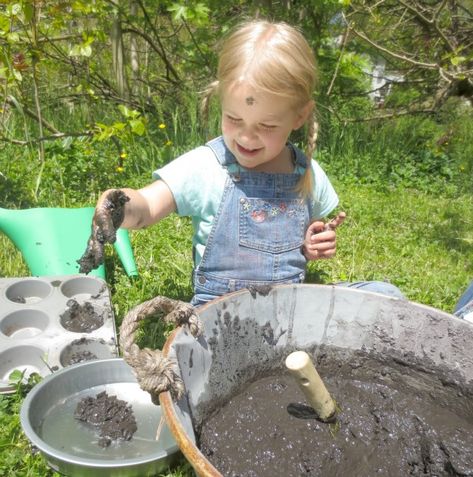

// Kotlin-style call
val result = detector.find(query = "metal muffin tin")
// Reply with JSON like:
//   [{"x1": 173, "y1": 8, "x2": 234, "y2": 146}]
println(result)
[{"x1": 0, "y1": 275, "x2": 118, "y2": 394}]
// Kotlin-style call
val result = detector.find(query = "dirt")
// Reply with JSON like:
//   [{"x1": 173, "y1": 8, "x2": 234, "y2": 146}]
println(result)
[
  {"x1": 67, "y1": 350, "x2": 98, "y2": 365},
  {"x1": 77, "y1": 189, "x2": 129, "y2": 274},
  {"x1": 11, "y1": 295, "x2": 26, "y2": 303},
  {"x1": 247, "y1": 285, "x2": 273, "y2": 299},
  {"x1": 198, "y1": 348, "x2": 473, "y2": 477},
  {"x1": 62, "y1": 337, "x2": 103, "y2": 365},
  {"x1": 61, "y1": 299, "x2": 104, "y2": 332},
  {"x1": 74, "y1": 391, "x2": 137, "y2": 448}
]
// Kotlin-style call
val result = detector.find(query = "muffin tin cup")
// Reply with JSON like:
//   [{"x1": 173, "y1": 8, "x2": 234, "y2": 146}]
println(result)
[{"x1": 0, "y1": 275, "x2": 118, "y2": 394}]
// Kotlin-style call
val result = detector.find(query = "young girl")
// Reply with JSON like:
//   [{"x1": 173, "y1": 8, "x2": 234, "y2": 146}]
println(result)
[{"x1": 81, "y1": 20, "x2": 347, "y2": 306}]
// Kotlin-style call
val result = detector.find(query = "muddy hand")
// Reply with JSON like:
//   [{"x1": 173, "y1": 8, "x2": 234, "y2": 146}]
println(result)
[
  {"x1": 303, "y1": 211, "x2": 346, "y2": 261},
  {"x1": 77, "y1": 189, "x2": 130, "y2": 274}
]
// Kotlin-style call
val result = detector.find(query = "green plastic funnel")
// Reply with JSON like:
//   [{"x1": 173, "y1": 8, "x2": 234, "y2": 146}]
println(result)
[{"x1": 0, "y1": 207, "x2": 138, "y2": 278}]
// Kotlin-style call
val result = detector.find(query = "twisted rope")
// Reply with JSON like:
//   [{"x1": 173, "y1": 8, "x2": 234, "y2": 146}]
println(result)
[{"x1": 119, "y1": 296, "x2": 203, "y2": 402}]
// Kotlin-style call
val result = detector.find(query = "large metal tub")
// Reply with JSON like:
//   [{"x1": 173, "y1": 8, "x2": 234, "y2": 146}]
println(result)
[{"x1": 160, "y1": 284, "x2": 473, "y2": 476}]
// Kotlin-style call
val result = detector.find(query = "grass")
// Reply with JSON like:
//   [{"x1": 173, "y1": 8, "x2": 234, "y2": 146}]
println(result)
[{"x1": 306, "y1": 182, "x2": 472, "y2": 311}]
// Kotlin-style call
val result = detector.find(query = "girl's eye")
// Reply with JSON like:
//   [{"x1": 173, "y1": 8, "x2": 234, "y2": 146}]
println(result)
[
  {"x1": 260, "y1": 124, "x2": 277, "y2": 131},
  {"x1": 226, "y1": 115, "x2": 241, "y2": 123}
]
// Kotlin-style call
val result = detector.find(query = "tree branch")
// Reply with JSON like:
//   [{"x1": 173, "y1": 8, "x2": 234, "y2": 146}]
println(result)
[
  {"x1": 5, "y1": 96, "x2": 60, "y2": 134},
  {"x1": 398, "y1": 0, "x2": 456, "y2": 53},
  {"x1": 121, "y1": 26, "x2": 180, "y2": 85},
  {"x1": 30, "y1": 2, "x2": 45, "y2": 163},
  {"x1": 135, "y1": 0, "x2": 181, "y2": 84},
  {"x1": 345, "y1": 108, "x2": 437, "y2": 122},
  {"x1": 326, "y1": 26, "x2": 350, "y2": 97},
  {"x1": 347, "y1": 22, "x2": 438, "y2": 70},
  {"x1": 318, "y1": 101, "x2": 436, "y2": 124},
  {"x1": 433, "y1": 0, "x2": 449, "y2": 23},
  {"x1": 0, "y1": 131, "x2": 93, "y2": 146}
]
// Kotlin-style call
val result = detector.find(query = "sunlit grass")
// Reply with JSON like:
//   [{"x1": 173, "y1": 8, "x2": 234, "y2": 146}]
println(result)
[{"x1": 307, "y1": 182, "x2": 472, "y2": 313}]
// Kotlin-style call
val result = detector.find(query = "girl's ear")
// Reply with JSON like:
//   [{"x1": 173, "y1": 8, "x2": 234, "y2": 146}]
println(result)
[{"x1": 293, "y1": 100, "x2": 314, "y2": 130}]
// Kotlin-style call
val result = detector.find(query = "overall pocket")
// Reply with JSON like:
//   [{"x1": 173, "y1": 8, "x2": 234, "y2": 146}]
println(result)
[{"x1": 239, "y1": 197, "x2": 306, "y2": 253}]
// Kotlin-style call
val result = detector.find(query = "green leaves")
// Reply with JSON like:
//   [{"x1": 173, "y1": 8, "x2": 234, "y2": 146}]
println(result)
[
  {"x1": 450, "y1": 56, "x2": 467, "y2": 66},
  {"x1": 7, "y1": 369, "x2": 26, "y2": 385},
  {"x1": 118, "y1": 105, "x2": 147, "y2": 136},
  {"x1": 94, "y1": 121, "x2": 126, "y2": 141},
  {"x1": 69, "y1": 34, "x2": 95, "y2": 58},
  {"x1": 94, "y1": 105, "x2": 147, "y2": 143},
  {"x1": 118, "y1": 104, "x2": 140, "y2": 119},
  {"x1": 168, "y1": 3, "x2": 210, "y2": 24},
  {"x1": 129, "y1": 118, "x2": 146, "y2": 136},
  {"x1": 22, "y1": 2, "x2": 34, "y2": 22}
]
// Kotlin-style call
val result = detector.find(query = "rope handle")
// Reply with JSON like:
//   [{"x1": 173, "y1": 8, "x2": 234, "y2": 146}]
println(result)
[{"x1": 119, "y1": 296, "x2": 203, "y2": 402}]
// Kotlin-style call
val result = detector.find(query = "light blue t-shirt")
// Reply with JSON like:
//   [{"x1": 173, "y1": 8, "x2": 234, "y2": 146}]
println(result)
[{"x1": 153, "y1": 143, "x2": 338, "y2": 265}]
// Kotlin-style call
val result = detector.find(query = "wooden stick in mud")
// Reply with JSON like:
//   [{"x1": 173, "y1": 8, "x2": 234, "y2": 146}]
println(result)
[{"x1": 285, "y1": 351, "x2": 336, "y2": 422}]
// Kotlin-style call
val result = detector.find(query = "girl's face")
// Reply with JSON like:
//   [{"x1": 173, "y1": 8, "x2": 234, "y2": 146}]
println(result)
[{"x1": 221, "y1": 83, "x2": 312, "y2": 172}]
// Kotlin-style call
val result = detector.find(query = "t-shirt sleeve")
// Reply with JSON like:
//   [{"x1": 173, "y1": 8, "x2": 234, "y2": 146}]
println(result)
[
  {"x1": 152, "y1": 146, "x2": 224, "y2": 218},
  {"x1": 310, "y1": 160, "x2": 339, "y2": 219}
]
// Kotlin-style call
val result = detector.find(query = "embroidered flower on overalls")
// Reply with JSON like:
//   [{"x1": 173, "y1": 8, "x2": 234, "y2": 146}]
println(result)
[
  {"x1": 251, "y1": 210, "x2": 267, "y2": 222},
  {"x1": 245, "y1": 199, "x2": 301, "y2": 223}
]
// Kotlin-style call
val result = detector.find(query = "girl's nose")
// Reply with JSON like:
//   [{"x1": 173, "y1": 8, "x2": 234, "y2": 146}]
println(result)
[{"x1": 239, "y1": 126, "x2": 257, "y2": 143}]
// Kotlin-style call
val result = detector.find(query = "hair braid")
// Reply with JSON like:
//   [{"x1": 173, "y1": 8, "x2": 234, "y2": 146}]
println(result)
[
  {"x1": 297, "y1": 111, "x2": 319, "y2": 196},
  {"x1": 306, "y1": 111, "x2": 319, "y2": 161},
  {"x1": 200, "y1": 81, "x2": 219, "y2": 140}
]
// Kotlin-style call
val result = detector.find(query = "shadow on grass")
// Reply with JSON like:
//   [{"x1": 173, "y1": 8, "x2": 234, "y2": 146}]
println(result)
[
  {"x1": 304, "y1": 268, "x2": 332, "y2": 285},
  {"x1": 0, "y1": 175, "x2": 37, "y2": 208},
  {"x1": 432, "y1": 208, "x2": 473, "y2": 263}
]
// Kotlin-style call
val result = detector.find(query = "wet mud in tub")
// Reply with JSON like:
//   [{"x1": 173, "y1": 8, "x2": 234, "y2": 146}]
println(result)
[{"x1": 198, "y1": 347, "x2": 473, "y2": 477}]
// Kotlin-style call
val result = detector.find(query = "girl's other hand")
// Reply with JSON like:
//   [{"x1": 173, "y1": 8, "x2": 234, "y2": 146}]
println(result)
[{"x1": 303, "y1": 212, "x2": 346, "y2": 261}]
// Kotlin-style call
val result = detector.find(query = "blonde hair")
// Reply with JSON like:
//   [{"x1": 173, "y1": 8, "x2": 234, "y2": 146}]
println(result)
[{"x1": 201, "y1": 20, "x2": 319, "y2": 196}]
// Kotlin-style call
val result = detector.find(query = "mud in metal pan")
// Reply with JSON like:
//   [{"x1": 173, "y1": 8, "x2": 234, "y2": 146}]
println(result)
[{"x1": 21, "y1": 358, "x2": 181, "y2": 477}]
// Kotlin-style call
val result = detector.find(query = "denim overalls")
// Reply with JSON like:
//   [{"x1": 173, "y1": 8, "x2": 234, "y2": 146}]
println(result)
[{"x1": 191, "y1": 136, "x2": 311, "y2": 306}]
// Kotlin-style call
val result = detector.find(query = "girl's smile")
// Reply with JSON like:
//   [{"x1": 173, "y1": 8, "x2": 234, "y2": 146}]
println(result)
[{"x1": 236, "y1": 143, "x2": 263, "y2": 156}]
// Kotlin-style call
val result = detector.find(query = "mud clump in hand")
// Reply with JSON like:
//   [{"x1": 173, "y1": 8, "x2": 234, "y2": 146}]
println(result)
[
  {"x1": 77, "y1": 190, "x2": 130, "y2": 274},
  {"x1": 74, "y1": 391, "x2": 138, "y2": 448}
]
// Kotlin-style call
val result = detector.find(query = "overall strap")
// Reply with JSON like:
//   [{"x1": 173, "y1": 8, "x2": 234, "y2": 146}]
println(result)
[
  {"x1": 206, "y1": 136, "x2": 236, "y2": 166},
  {"x1": 206, "y1": 136, "x2": 240, "y2": 175}
]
